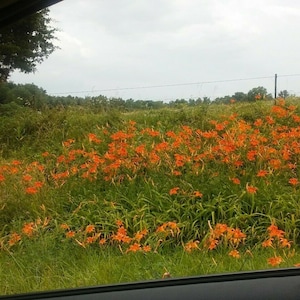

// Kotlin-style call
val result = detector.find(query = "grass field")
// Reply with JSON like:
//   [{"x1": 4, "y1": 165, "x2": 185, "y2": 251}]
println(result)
[{"x1": 1, "y1": 99, "x2": 300, "y2": 295}]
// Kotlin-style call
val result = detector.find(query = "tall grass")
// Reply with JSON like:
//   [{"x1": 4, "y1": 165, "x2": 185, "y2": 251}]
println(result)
[{"x1": 1, "y1": 99, "x2": 300, "y2": 295}]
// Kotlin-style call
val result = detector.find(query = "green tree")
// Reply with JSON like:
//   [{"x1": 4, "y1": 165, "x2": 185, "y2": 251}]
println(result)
[
  {"x1": 247, "y1": 86, "x2": 270, "y2": 101},
  {"x1": 278, "y1": 90, "x2": 289, "y2": 99},
  {"x1": 0, "y1": 9, "x2": 57, "y2": 82},
  {"x1": 0, "y1": 82, "x2": 47, "y2": 109},
  {"x1": 232, "y1": 91, "x2": 247, "y2": 102},
  {"x1": 214, "y1": 95, "x2": 231, "y2": 104}
]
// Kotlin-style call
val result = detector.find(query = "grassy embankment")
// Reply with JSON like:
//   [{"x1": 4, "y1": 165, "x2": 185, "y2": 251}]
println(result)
[{"x1": 1, "y1": 99, "x2": 300, "y2": 295}]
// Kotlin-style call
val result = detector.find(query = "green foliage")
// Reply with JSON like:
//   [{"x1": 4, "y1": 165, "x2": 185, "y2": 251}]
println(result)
[
  {"x1": 2, "y1": 245, "x2": 299, "y2": 295},
  {"x1": 0, "y1": 80, "x2": 280, "y2": 111},
  {"x1": 278, "y1": 90, "x2": 289, "y2": 98},
  {"x1": 0, "y1": 82, "x2": 48, "y2": 108},
  {"x1": 247, "y1": 86, "x2": 271, "y2": 101},
  {"x1": 0, "y1": 9, "x2": 57, "y2": 82},
  {"x1": 232, "y1": 91, "x2": 247, "y2": 102},
  {"x1": 1, "y1": 100, "x2": 300, "y2": 296}
]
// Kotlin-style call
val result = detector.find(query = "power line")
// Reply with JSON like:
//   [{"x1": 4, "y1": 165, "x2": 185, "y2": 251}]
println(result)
[
  {"x1": 49, "y1": 73, "x2": 300, "y2": 95},
  {"x1": 278, "y1": 73, "x2": 300, "y2": 78}
]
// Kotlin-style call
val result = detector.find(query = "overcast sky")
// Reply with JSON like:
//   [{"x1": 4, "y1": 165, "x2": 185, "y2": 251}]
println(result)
[{"x1": 10, "y1": 0, "x2": 300, "y2": 101}]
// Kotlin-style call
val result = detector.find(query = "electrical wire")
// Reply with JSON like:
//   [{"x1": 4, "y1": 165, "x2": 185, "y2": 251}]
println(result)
[{"x1": 49, "y1": 73, "x2": 300, "y2": 96}]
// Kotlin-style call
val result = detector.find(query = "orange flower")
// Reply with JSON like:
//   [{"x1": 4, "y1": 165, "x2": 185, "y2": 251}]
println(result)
[
  {"x1": 60, "y1": 223, "x2": 70, "y2": 230},
  {"x1": 116, "y1": 220, "x2": 123, "y2": 227},
  {"x1": 86, "y1": 234, "x2": 101, "y2": 244},
  {"x1": 265, "y1": 116, "x2": 275, "y2": 124},
  {"x1": 255, "y1": 94, "x2": 261, "y2": 100},
  {"x1": 193, "y1": 191, "x2": 203, "y2": 198},
  {"x1": 292, "y1": 114, "x2": 300, "y2": 122},
  {"x1": 52, "y1": 171, "x2": 69, "y2": 180},
  {"x1": 257, "y1": 170, "x2": 268, "y2": 177},
  {"x1": 134, "y1": 229, "x2": 148, "y2": 242},
  {"x1": 142, "y1": 245, "x2": 151, "y2": 252},
  {"x1": 231, "y1": 177, "x2": 240, "y2": 185},
  {"x1": 172, "y1": 170, "x2": 182, "y2": 176},
  {"x1": 129, "y1": 120, "x2": 136, "y2": 126},
  {"x1": 246, "y1": 150, "x2": 257, "y2": 161},
  {"x1": 184, "y1": 240, "x2": 199, "y2": 252},
  {"x1": 117, "y1": 226, "x2": 127, "y2": 236},
  {"x1": 144, "y1": 128, "x2": 160, "y2": 137},
  {"x1": 149, "y1": 151, "x2": 160, "y2": 164},
  {"x1": 262, "y1": 238, "x2": 273, "y2": 248},
  {"x1": 267, "y1": 224, "x2": 285, "y2": 238},
  {"x1": 167, "y1": 222, "x2": 179, "y2": 230},
  {"x1": 63, "y1": 139, "x2": 75, "y2": 147},
  {"x1": 233, "y1": 160, "x2": 243, "y2": 167},
  {"x1": 12, "y1": 160, "x2": 22, "y2": 165},
  {"x1": 86, "y1": 236, "x2": 95, "y2": 244},
  {"x1": 207, "y1": 238, "x2": 218, "y2": 250},
  {"x1": 213, "y1": 223, "x2": 228, "y2": 238},
  {"x1": 280, "y1": 238, "x2": 291, "y2": 248},
  {"x1": 56, "y1": 155, "x2": 65, "y2": 163},
  {"x1": 112, "y1": 226, "x2": 132, "y2": 243},
  {"x1": 154, "y1": 142, "x2": 169, "y2": 152},
  {"x1": 34, "y1": 181, "x2": 44, "y2": 188},
  {"x1": 22, "y1": 174, "x2": 32, "y2": 182},
  {"x1": 174, "y1": 154, "x2": 186, "y2": 167},
  {"x1": 25, "y1": 186, "x2": 38, "y2": 194},
  {"x1": 156, "y1": 224, "x2": 166, "y2": 233},
  {"x1": 215, "y1": 122, "x2": 226, "y2": 131},
  {"x1": 289, "y1": 178, "x2": 299, "y2": 186},
  {"x1": 85, "y1": 225, "x2": 95, "y2": 233},
  {"x1": 135, "y1": 144, "x2": 146, "y2": 155},
  {"x1": 8, "y1": 232, "x2": 21, "y2": 246},
  {"x1": 99, "y1": 238, "x2": 107, "y2": 245},
  {"x1": 228, "y1": 228, "x2": 246, "y2": 245},
  {"x1": 111, "y1": 131, "x2": 133, "y2": 140},
  {"x1": 0, "y1": 174, "x2": 5, "y2": 182},
  {"x1": 269, "y1": 159, "x2": 281, "y2": 170},
  {"x1": 254, "y1": 118, "x2": 263, "y2": 127},
  {"x1": 246, "y1": 185, "x2": 258, "y2": 194},
  {"x1": 66, "y1": 231, "x2": 75, "y2": 238},
  {"x1": 22, "y1": 222, "x2": 35, "y2": 236},
  {"x1": 267, "y1": 256, "x2": 283, "y2": 266},
  {"x1": 169, "y1": 187, "x2": 180, "y2": 195},
  {"x1": 121, "y1": 235, "x2": 132, "y2": 243},
  {"x1": 127, "y1": 243, "x2": 141, "y2": 253},
  {"x1": 229, "y1": 250, "x2": 240, "y2": 258},
  {"x1": 88, "y1": 133, "x2": 101, "y2": 144},
  {"x1": 294, "y1": 263, "x2": 300, "y2": 267}
]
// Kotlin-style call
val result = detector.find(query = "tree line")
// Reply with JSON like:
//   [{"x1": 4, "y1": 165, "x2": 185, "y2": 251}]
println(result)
[
  {"x1": 0, "y1": 9, "x2": 293, "y2": 113},
  {"x1": 0, "y1": 81, "x2": 293, "y2": 114}
]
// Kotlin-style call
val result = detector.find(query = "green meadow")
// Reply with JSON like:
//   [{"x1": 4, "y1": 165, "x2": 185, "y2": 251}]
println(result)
[{"x1": 1, "y1": 99, "x2": 300, "y2": 295}]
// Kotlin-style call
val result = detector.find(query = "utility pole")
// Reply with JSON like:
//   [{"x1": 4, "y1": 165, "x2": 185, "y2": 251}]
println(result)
[{"x1": 274, "y1": 73, "x2": 277, "y2": 104}]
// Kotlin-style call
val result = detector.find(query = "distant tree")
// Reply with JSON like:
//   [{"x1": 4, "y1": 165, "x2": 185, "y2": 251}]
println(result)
[
  {"x1": 169, "y1": 99, "x2": 188, "y2": 108},
  {"x1": 0, "y1": 9, "x2": 58, "y2": 82},
  {"x1": 202, "y1": 96, "x2": 211, "y2": 104},
  {"x1": 232, "y1": 92, "x2": 247, "y2": 102},
  {"x1": 195, "y1": 97, "x2": 203, "y2": 105},
  {"x1": 278, "y1": 90, "x2": 289, "y2": 99},
  {"x1": 0, "y1": 82, "x2": 47, "y2": 109},
  {"x1": 0, "y1": 81, "x2": 14, "y2": 104},
  {"x1": 109, "y1": 97, "x2": 126, "y2": 110},
  {"x1": 214, "y1": 95, "x2": 231, "y2": 104},
  {"x1": 247, "y1": 86, "x2": 270, "y2": 101},
  {"x1": 188, "y1": 98, "x2": 196, "y2": 106},
  {"x1": 125, "y1": 98, "x2": 135, "y2": 109}
]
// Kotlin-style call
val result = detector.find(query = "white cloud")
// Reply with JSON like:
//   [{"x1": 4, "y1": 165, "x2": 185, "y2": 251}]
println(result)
[{"x1": 10, "y1": 0, "x2": 300, "y2": 100}]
